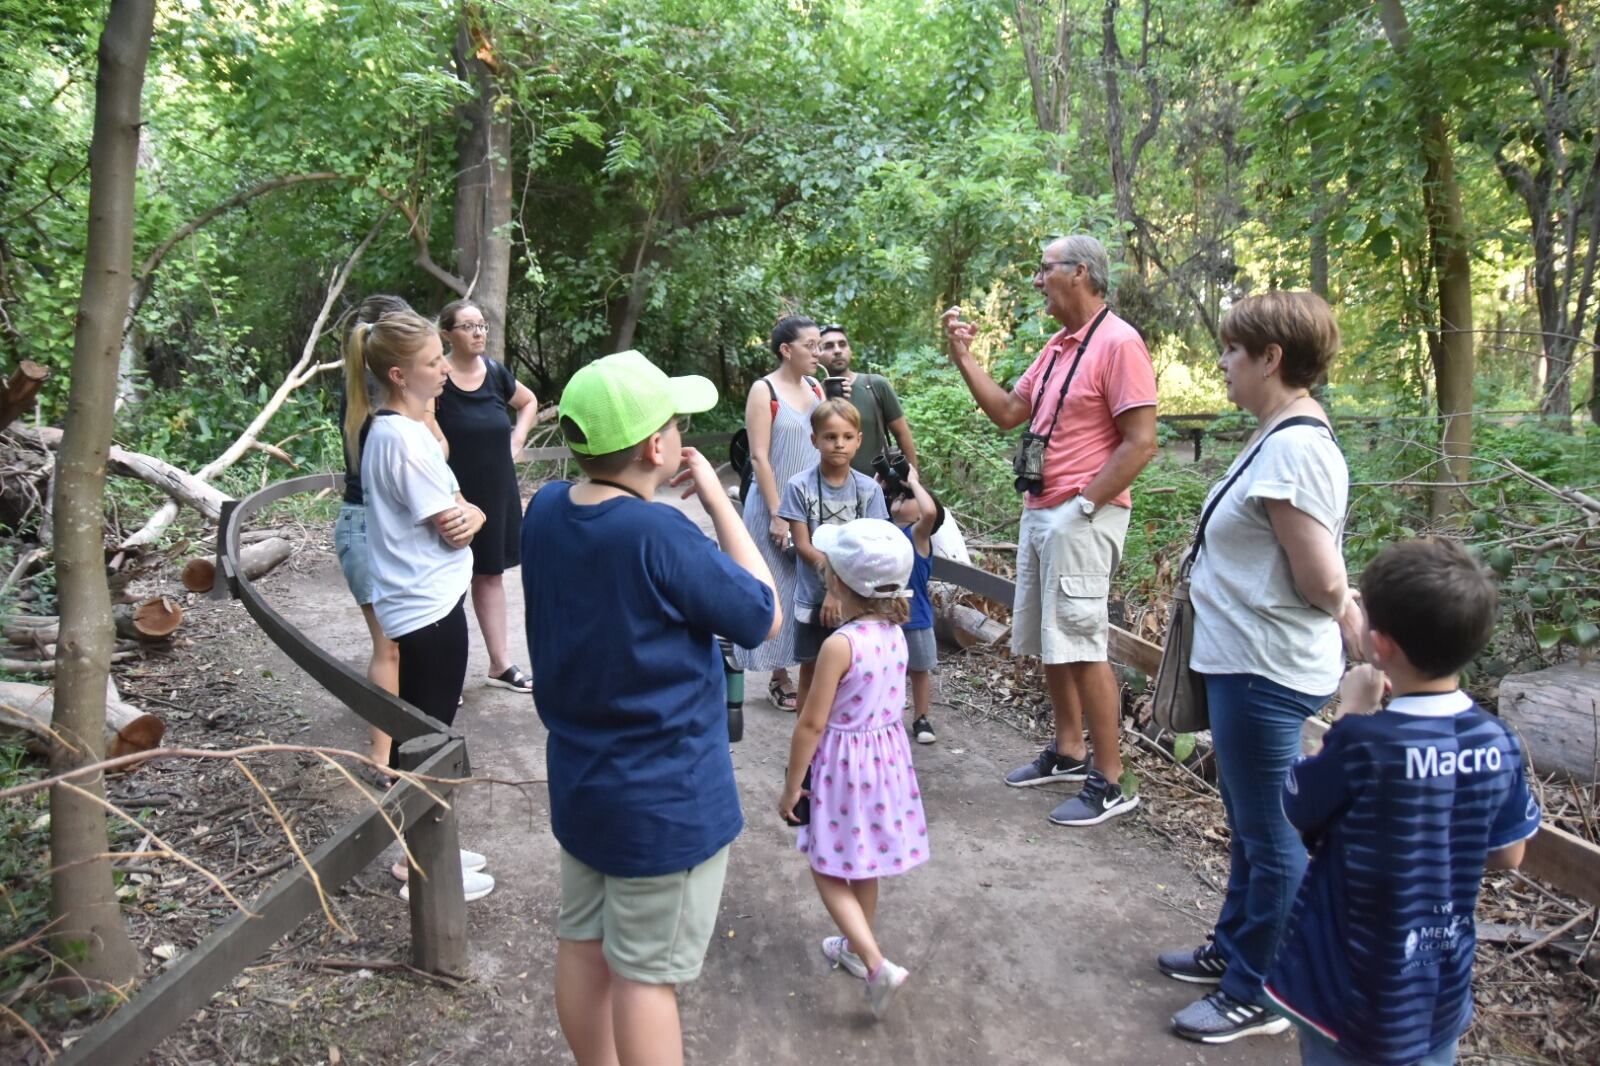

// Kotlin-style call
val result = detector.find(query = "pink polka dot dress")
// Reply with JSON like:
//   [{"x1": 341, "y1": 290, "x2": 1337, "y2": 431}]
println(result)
[{"x1": 797, "y1": 618, "x2": 928, "y2": 880}]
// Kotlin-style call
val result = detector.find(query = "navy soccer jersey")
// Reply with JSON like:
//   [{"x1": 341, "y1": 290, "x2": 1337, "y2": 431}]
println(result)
[{"x1": 1265, "y1": 691, "x2": 1541, "y2": 1065}]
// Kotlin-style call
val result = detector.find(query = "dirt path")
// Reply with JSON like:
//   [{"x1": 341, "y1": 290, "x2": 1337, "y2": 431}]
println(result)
[{"x1": 238, "y1": 486, "x2": 1294, "y2": 1066}]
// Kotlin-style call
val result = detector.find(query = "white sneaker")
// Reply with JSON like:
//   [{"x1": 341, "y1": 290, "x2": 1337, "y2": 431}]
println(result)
[
  {"x1": 867, "y1": 958, "x2": 908, "y2": 1019},
  {"x1": 399, "y1": 868, "x2": 495, "y2": 903},
  {"x1": 391, "y1": 849, "x2": 489, "y2": 882},
  {"x1": 821, "y1": 936, "x2": 868, "y2": 979}
]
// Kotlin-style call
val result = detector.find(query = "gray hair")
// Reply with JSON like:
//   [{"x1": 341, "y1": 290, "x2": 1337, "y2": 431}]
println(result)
[{"x1": 1045, "y1": 235, "x2": 1111, "y2": 296}]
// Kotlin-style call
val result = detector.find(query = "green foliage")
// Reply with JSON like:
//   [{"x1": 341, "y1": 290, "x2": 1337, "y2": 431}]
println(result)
[
  {"x1": 1123, "y1": 418, "x2": 1600, "y2": 675},
  {"x1": 0, "y1": 742, "x2": 55, "y2": 1019}
]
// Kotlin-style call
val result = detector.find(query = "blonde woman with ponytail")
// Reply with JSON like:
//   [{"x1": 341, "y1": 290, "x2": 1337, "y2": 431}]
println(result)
[
  {"x1": 342, "y1": 308, "x2": 496, "y2": 901},
  {"x1": 334, "y1": 296, "x2": 448, "y2": 782}
]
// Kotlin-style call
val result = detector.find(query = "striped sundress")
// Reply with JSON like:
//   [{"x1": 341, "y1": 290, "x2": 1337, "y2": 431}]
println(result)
[{"x1": 734, "y1": 377, "x2": 819, "y2": 672}]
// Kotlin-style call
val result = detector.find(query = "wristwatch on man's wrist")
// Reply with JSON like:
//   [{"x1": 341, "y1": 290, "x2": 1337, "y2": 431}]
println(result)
[{"x1": 1077, "y1": 494, "x2": 1096, "y2": 519}]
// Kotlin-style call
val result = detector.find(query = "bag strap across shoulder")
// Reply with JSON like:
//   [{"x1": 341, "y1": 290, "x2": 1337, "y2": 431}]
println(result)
[{"x1": 1183, "y1": 414, "x2": 1334, "y2": 570}]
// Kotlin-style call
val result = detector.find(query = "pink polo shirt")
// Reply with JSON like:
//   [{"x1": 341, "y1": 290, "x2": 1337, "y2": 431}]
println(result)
[{"x1": 1012, "y1": 308, "x2": 1157, "y2": 511}]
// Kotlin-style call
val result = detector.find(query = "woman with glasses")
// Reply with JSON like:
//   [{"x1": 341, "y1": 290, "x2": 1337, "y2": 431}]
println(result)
[
  {"x1": 733, "y1": 315, "x2": 824, "y2": 711},
  {"x1": 435, "y1": 299, "x2": 540, "y2": 694}
]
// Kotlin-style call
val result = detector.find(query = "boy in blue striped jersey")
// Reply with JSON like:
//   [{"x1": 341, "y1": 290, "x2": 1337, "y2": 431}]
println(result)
[{"x1": 1265, "y1": 538, "x2": 1541, "y2": 1066}]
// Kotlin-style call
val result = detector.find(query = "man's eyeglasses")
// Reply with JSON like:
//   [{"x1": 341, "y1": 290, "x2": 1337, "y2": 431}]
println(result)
[
  {"x1": 1035, "y1": 260, "x2": 1076, "y2": 277},
  {"x1": 456, "y1": 323, "x2": 489, "y2": 335}
]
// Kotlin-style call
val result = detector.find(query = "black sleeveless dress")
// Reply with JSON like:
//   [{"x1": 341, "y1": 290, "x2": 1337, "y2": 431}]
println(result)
[{"x1": 435, "y1": 356, "x2": 522, "y2": 575}]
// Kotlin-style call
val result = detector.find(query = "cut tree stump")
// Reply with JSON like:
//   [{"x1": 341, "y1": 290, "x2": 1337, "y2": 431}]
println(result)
[
  {"x1": 0, "y1": 359, "x2": 49, "y2": 433},
  {"x1": 114, "y1": 596, "x2": 183, "y2": 641},
  {"x1": 181, "y1": 557, "x2": 216, "y2": 593},
  {"x1": 0, "y1": 677, "x2": 164, "y2": 760},
  {"x1": 1499, "y1": 660, "x2": 1600, "y2": 784}
]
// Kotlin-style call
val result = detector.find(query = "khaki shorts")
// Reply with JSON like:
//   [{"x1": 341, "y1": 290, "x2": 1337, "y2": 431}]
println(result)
[
  {"x1": 558, "y1": 845, "x2": 730, "y2": 985},
  {"x1": 1012, "y1": 499, "x2": 1130, "y2": 664}
]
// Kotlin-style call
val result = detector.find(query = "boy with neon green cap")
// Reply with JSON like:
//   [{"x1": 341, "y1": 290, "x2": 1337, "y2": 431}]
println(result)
[{"x1": 521, "y1": 350, "x2": 780, "y2": 1066}]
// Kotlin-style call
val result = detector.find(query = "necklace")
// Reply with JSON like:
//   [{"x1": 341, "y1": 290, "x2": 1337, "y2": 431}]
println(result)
[
  {"x1": 1251, "y1": 391, "x2": 1312, "y2": 444},
  {"x1": 587, "y1": 478, "x2": 645, "y2": 500}
]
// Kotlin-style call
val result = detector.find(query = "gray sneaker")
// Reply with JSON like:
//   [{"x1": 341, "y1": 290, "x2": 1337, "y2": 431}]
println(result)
[
  {"x1": 867, "y1": 958, "x2": 909, "y2": 1019},
  {"x1": 1172, "y1": 990, "x2": 1290, "y2": 1043},
  {"x1": 1158, "y1": 938, "x2": 1227, "y2": 984},
  {"x1": 1047, "y1": 769, "x2": 1139, "y2": 826},
  {"x1": 821, "y1": 936, "x2": 868, "y2": 979}
]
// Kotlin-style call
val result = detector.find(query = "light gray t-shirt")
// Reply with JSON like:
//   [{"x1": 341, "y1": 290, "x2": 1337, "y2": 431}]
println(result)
[
  {"x1": 362, "y1": 413, "x2": 473, "y2": 639},
  {"x1": 1189, "y1": 423, "x2": 1349, "y2": 696},
  {"x1": 778, "y1": 463, "x2": 889, "y2": 614}
]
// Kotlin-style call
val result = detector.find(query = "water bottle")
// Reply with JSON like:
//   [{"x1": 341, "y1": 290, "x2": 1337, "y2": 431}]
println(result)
[{"x1": 718, "y1": 636, "x2": 744, "y2": 743}]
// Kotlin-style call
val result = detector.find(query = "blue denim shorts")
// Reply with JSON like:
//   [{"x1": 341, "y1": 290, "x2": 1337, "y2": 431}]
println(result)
[{"x1": 333, "y1": 503, "x2": 373, "y2": 606}]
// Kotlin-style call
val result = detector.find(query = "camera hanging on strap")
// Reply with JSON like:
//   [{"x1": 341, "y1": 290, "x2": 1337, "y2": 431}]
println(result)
[{"x1": 1012, "y1": 306, "x2": 1111, "y2": 494}]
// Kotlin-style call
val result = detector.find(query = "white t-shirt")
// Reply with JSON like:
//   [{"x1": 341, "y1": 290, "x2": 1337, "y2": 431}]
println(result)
[
  {"x1": 361, "y1": 412, "x2": 473, "y2": 639},
  {"x1": 1189, "y1": 423, "x2": 1349, "y2": 696}
]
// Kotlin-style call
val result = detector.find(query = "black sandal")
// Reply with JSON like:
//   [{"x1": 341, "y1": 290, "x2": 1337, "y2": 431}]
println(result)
[
  {"x1": 487, "y1": 665, "x2": 534, "y2": 693},
  {"x1": 768, "y1": 677, "x2": 797, "y2": 712}
]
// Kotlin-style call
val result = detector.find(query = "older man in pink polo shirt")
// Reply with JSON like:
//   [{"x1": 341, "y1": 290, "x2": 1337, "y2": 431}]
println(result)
[{"x1": 943, "y1": 234, "x2": 1158, "y2": 826}]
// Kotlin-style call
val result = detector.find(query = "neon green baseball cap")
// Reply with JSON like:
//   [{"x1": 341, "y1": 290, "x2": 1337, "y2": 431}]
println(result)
[{"x1": 559, "y1": 350, "x2": 718, "y2": 455}]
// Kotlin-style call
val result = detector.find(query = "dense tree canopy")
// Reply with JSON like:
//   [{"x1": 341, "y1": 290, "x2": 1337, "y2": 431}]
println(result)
[{"x1": 4, "y1": 0, "x2": 1594, "y2": 442}]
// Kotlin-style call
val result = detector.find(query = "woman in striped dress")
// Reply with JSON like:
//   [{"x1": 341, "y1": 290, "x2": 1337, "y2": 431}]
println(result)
[{"x1": 735, "y1": 316, "x2": 823, "y2": 709}]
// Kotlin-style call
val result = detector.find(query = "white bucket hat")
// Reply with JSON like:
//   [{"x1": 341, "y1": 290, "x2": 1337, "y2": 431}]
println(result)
[{"x1": 812, "y1": 519, "x2": 915, "y2": 600}]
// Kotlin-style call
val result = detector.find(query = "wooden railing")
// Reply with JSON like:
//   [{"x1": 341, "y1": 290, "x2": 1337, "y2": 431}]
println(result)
[{"x1": 58, "y1": 474, "x2": 472, "y2": 1066}]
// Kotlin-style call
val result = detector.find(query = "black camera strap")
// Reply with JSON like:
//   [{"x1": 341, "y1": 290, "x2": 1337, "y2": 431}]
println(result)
[
  {"x1": 1032, "y1": 305, "x2": 1111, "y2": 445},
  {"x1": 1183, "y1": 413, "x2": 1335, "y2": 570}
]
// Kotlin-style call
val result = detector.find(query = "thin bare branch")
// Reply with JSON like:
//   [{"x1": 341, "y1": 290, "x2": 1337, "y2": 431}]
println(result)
[{"x1": 232, "y1": 759, "x2": 349, "y2": 937}]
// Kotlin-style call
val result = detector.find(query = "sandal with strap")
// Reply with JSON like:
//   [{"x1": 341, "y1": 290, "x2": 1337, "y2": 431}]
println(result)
[
  {"x1": 487, "y1": 665, "x2": 533, "y2": 693},
  {"x1": 768, "y1": 677, "x2": 797, "y2": 712}
]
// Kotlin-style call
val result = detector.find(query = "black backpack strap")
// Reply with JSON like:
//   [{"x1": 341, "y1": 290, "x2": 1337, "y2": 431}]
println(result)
[{"x1": 1184, "y1": 414, "x2": 1334, "y2": 569}]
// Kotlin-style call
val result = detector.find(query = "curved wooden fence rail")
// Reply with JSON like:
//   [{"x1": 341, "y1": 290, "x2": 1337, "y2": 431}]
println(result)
[{"x1": 59, "y1": 473, "x2": 472, "y2": 1066}]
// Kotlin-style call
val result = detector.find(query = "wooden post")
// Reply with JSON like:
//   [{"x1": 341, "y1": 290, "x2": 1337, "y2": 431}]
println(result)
[{"x1": 399, "y1": 732, "x2": 469, "y2": 976}]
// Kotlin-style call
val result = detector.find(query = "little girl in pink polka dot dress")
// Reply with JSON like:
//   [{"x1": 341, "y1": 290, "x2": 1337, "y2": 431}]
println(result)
[{"x1": 779, "y1": 519, "x2": 927, "y2": 1020}]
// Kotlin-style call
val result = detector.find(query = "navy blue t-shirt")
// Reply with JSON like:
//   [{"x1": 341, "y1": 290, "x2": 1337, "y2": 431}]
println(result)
[
  {"x1": 521, "y1": 482, "x2": 775, "y2": 877},
  {"x1": 900, "y1": 523, "x2": 933, "y2": 631},
  {"x1": 1265, "y1": 691, "x2": 1541, "y2": 1065}
]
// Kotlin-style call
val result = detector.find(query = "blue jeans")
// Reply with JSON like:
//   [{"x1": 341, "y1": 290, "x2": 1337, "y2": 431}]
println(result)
[
  {"x1": 1203, "y1": 672, "x2": 1331, "y2": 1006},
  {"x1": 1299, "y1": 1031, "x2": 1458, "y2": 1066}
]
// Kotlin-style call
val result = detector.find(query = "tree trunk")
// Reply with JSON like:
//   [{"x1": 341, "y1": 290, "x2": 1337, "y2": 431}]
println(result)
[
  {"x1": 1014, "y1": 0, "x2": 1073, "y2": 151},
  {"x1": 451, "y1": 7, "x2": 512, "y2": 366},
  {"x1": 1377, "y1": 0, "x2": 1473, "y2": 514},
  {"x1": 607, "y1": 235, "x2": 655, "y2": 353},
  {"x1": 48, "y1": 0, "x2": 153, "y2": 987}
]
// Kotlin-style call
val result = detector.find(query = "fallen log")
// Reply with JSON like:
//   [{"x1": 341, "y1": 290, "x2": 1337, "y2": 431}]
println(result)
[
  {"x1": 934, "y1": 603, "x2": 1009, "y2": 650},
  {"x1": 0, "y1": 678, "x2": 163, "y2": 760},
  {"x1": 0, "y1": 360, "x2": 49, "y2": 433},
  {"x1": 1499, "y1": 660, "x2": 1600, "y2": 784},
  {"x1": 25, "y1": 425, "x2": 229, "y2": 520},
  {"x1": 181, "y1": 535, "x2": 293, "y2": 592},
  {"x1": 4, "y1": 613, "x2": 59, "y2": 645},
  {"x1": 0, "y1": 650, "x2": 139, "y2": 676}
]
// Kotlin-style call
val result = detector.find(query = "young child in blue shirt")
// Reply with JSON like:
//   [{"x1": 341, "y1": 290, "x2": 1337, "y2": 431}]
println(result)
[
  {"x1": 886, "y1": 465, "x2": 944, "y2": 744},
  {"x1": 521, "y1": 351, "x2": 780, "y2": 1066},
  {"x1": 1264, "y1": 538, "x2": 1541, "y2": 1066},
  {"x1": 780, "y1": 398, "x2": 889, "y2": 713}
]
